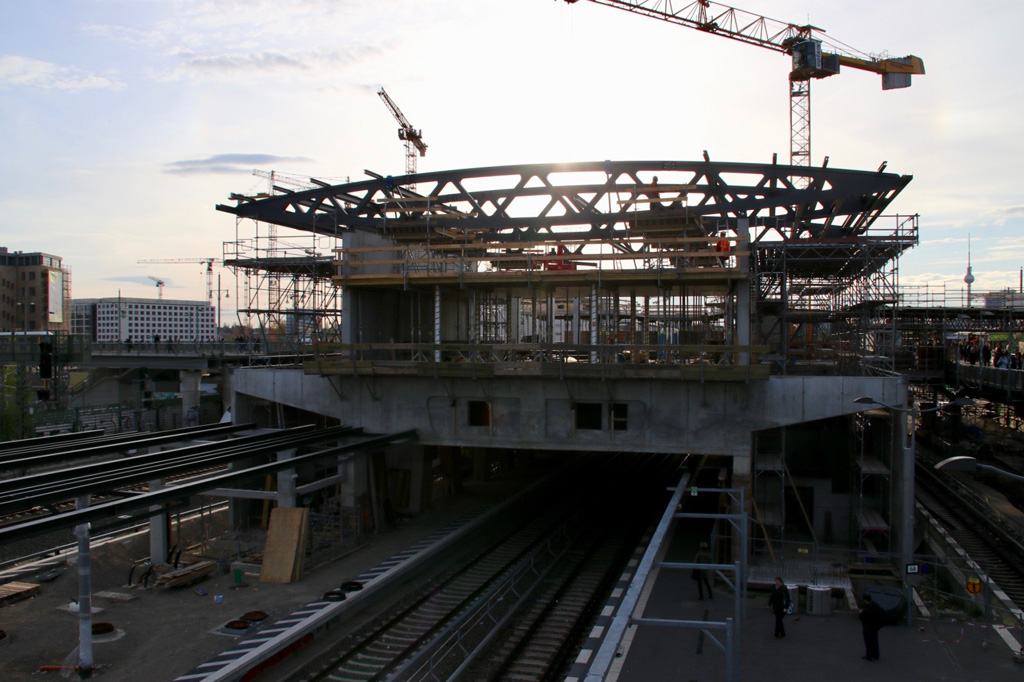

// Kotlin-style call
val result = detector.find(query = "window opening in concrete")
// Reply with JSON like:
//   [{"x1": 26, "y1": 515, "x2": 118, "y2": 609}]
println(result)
[
  {"x1": 468, "y1": 400, "x2": 491, "y2": 427},
  {"x1": 575, "y1": 402, "x2": 603, "y2": 430},
  {"x1": 612, "y1": 402, "x2": 629, "y2": 431}
]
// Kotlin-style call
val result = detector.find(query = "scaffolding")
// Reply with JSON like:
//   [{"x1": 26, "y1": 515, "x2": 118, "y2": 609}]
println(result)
[{"x1": 223, "y1": 219, "x2": 343, "y2": 351}]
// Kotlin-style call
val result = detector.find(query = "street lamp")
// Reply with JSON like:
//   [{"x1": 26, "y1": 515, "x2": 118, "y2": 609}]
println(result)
[
  {"x1": 853, "y1": 395, "x2": 975, "y2": 625},
  {"x1": 935, "y1": 455, "x2": 1024, "y2": 482}
]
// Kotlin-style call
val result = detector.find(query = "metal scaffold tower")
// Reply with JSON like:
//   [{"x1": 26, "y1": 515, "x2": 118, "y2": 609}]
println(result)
[{"x1": 223, "y1": 170, "x2": 347, "y2": 350}]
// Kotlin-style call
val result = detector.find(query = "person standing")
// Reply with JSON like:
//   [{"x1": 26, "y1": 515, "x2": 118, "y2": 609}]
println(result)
[
  {"x1": 859, "y1": 593, "x2": 885, "y2": 661},
  {"x1": 768, "y1": 576, "x2": 791, "y2": 639},
  {"x1": 692, "y1": 542, "x2": 714, "y2": 600}
]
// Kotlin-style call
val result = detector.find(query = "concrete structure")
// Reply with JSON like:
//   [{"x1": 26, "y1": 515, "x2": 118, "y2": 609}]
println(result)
[{"x1": 218, "y1": 159, "x2": 920, "y2": 570}]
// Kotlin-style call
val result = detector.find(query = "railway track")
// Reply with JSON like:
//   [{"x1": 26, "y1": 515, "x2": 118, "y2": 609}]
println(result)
[
  {"x1": 288, "y1": 453, "x2": 680, "y2": 682},
  {"x1": 916, "y1": 462, "x2": 1024, "y2": 608}
]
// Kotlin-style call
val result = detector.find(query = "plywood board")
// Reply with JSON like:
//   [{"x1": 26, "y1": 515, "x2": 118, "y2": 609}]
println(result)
[
  {"x1": 260, "y1": 507, "x2": 309, "y2": 584},
  {"x1": 0, "y1": 581, "x2": 40, "y2": 605}
]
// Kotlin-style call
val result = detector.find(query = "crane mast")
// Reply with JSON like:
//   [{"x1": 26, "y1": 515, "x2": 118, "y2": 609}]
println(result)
[
  {"x1": 565, "y1": 0, "x2": 925, "y2": 172},
  {"x1": 138, "y1": 258, "x2": 216, "y2": 302},
  {"x1": 377, "y1": 87, "x2": 427, "y2": 177}
]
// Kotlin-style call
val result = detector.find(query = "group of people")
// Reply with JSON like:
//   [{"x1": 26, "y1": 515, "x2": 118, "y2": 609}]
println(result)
[
  {"x1": 768, "y1": 577, "x2": 886, "y2": 660},
  {"x1": 955, "y1": 339, "x2": 1022, "y2": 369},
  {"x1": 692, "y1": 564, "x2": 887, "y2": 661}
]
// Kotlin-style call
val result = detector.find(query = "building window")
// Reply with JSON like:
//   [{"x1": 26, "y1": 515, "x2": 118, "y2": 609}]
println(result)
[
  {"x1": 468, "y1": 400, "x2": 491, "y2": 427},
  {"x1": 575, "y1": 402, "x2": 603, "y2": 430},
  {"x1": 612, "y1": 403, "x2": 629, "y2": 431}
]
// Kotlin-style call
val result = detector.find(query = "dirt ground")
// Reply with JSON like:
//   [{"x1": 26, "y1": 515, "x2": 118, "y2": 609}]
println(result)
[{"x1": 0, "y1": 484, "x2": 513, "y2": 682}]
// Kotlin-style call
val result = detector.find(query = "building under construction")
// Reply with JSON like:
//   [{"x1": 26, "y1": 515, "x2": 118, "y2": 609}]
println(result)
[{"x1": 214, "y1": 158, "x2": 922, "y2": 572}]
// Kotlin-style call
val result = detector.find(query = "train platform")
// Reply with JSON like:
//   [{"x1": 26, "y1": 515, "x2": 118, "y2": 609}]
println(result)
[{"x1": 567, "y1": 513, "x2": 1024, "y2": 682}]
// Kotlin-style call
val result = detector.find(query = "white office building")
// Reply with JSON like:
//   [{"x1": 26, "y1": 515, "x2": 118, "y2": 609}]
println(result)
[{"x1": 72, "y1": 297, "x2": 216, "y2": 343}]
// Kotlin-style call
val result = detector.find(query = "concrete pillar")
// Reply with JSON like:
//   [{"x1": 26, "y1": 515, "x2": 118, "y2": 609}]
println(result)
[
  {"x1": 468, "y1": 447, "x2": 489, "y2": 482},
  {"x1": 434, "y1": 285, "x2": 441, "y2": 362},
  {"x1": 219, "y1": 367, "x2": 234, "y2": 421},
  {"x1": 572, "y1": 294, "x2": 580, "y2": 345},
  {"x1": 732, "y1": 448, "x2": 754, "y2": 567},
  {"x1": 736, "y1": 219, "x2": 751, "y2": 366},
  {"x1": 276, "y1": 448, "x2": 298, "y2": 508},
  {"x1": 408, "y1": 446, "x2": 431, "y2": 514},
  {"x1": 179, "y1": 369, "x2": 202, "y2": 426},
  {"x1": 149, "y1": 476, "x2": 170, "y2": 565},
  {"x1": 509, "y1": 295, "x2": 520, "y2": 343},
  {"x1": 893, "y1": 403, "x2": 913, "y2": 574}
]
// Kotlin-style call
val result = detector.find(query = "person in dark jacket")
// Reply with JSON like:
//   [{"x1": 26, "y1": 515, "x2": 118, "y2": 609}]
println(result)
[
  {"x1": 859, "y1": 593, "x2": 885, "y2": 660},
  {"x1": 768, "y1": 576, "x2": 791, "y2": 639}
]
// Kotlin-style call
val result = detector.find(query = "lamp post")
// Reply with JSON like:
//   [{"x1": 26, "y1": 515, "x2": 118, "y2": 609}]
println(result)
[
  {"x1": 935, "y1": 455, "x2": 1024, "y2": 482},
  {"x1": 854, "y1": 396, "x2": 975, "y2": 625}
]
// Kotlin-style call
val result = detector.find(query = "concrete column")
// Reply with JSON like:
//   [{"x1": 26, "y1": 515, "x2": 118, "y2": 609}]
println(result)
[
  {"x1": 276, "y1": 448, "x2": 298, "y2": 508},
  {"x1": 434, "y1": 285, "x2": 441, "y2": 362},
  {"x1": 546, "y1": 291, "x2": 554, "y2": 344},
  {"x1": 469, "y1": 447, "x2": 489, "y2": 482},
  {"x1": 219, "y1": 367, "x2": 234, "y2": 421},
  {"x1": 736, "y1": 219, "x2": 751, "y2": 366},
  {"x1": 179, "y1": 369, "x2": 202, "y2": 427},
  {"x1": 509, "y1": 295, "x2": 520, "y2": 343},
  {"x1": 732, "y1": 451, "x2": 753, "y2": 562},
  {"x1": 149, "y1": 476, "x2": 170, "y2": 565},
  {"x1": 408, "y1": 446, "x2": 431, "y2": 514},
  {"x1": 893, "y1": 402, "x2": 913, "y2": 574},
  {"x1": 572, "y1": 294, "x2": 580, "y2": 345}
]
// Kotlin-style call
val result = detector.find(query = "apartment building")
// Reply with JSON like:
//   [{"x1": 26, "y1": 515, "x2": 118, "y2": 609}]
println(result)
[{"x1": 0, "y1": 247, "x2": 71, "y2": 333}]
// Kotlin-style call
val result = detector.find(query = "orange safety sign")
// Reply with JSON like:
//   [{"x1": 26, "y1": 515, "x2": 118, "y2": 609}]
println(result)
[{"x1": 966, "y1": 576, "x2": 983, "y2": 594}]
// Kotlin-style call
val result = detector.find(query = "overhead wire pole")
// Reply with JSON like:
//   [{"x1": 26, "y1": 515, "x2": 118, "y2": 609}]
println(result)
[{"x1": 563, "y1": 0, "x2": 925, "y2": 180}]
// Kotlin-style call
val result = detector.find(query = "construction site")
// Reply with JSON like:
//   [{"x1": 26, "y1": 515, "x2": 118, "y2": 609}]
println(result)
[
  {"x1": 210, "y1": 2, "x2": 935, "y2": 569},
  {"x1": 18, "y1": 3, "x2": 1024, "y2": 681}
]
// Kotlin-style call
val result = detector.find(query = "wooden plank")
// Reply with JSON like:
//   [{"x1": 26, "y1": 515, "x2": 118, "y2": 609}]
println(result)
[
  {"x1": 154, "y1": 560, "x2": 217, "y2": 588},
  {"x1": 0, "y1": 581, "x2": 40, "y2": 605},
  {"x1": 260, "y1": 507, "x2": 309, "y2": 584}
]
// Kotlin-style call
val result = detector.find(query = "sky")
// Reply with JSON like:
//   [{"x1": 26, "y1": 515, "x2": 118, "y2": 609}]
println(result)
[{"x1": 1, "y1": 0, "x2": 1022, "y2": 322}]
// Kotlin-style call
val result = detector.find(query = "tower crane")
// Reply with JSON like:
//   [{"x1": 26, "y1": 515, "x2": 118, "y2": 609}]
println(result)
[
  {"x1": 138, "y1": 258, "x2": 216, "y2": 302},
  {"x1": 377, "y1": 87, "x2": 427, "y2": 177},
  {"x1": 147, "y1": 276, "x2": 165, "y2": 300},
  {"x1": 563, "y1": 0, "x2": 925, "y2": 172}
]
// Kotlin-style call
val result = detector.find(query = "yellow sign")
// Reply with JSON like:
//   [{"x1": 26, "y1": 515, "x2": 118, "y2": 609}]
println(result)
[{"x1": 966, "y1": 577, "x2": 983, "y2": 595}]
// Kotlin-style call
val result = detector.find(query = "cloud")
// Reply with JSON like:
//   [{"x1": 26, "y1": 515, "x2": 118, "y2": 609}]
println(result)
[
  {"x1": 1000, "y1": 206, "x2": 1024, "y2": 216},
  {"x1": 0, "y1": 56, "x2": 123, "y2": 91},
  {"x1": 83, "y1": 23, "x2": 167, "y2": 48},
  {"x1": 164, "y1": 153, "x2": 313, "y2": 175},
  {"x1": 164, "y1": 47, "x2": 379, "y2": 81}
]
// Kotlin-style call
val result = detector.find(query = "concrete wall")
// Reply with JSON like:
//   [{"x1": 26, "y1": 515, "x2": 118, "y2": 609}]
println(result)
[{"x1": 230, "y1": 368, "x2": 906, "y2": 457}]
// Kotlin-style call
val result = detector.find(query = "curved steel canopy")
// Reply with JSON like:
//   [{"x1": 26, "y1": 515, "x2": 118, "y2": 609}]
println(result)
[{"x1": 217, "y1": 160, "x2": 911, "y2": 244}]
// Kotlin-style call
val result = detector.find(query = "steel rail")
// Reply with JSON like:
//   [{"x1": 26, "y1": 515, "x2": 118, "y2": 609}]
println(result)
[
  {"x1": 0, "y1": 424, "x2": 316, "y2": 496},
  {"x1": 0, "y1": 426, "x2": 357, "y2": 515},
  {"x1": 0, "y1": 421, "x2": 258, "y2": 470},
  {"x1": 0, "y1": 422, "x2": 250, "y2": 461},
  {"x1": 0, "y1": 428, "x2": 348, "y2": 511},
  {"x1": 0, "y1": 429, "x2": 105, "y2": 453},
  {"x1": 0, "y1": 429, "x2": 418, "y2": 544}
]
